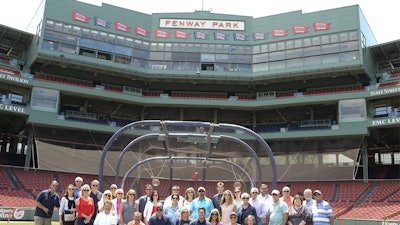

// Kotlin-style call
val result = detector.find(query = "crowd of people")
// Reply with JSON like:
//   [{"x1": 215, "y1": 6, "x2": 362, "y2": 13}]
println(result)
[{"x1": 33, "y1": 178, "x2": 334, "y2": 225}]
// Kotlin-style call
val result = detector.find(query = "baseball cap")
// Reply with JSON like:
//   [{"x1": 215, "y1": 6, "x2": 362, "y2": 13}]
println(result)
[
  {"x1": 271, "y1": 189, "x2": 280, "y2": 195},
  {"x1": 198, "y1": 186, "x2": 206, "y2": 192},
  {"x1": 313, "y1": 190, "x2": 322, "y2": 195}
]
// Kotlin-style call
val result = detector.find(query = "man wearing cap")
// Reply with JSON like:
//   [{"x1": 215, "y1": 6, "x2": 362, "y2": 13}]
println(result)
[
  {"x1": 266, "y1": 190, "x2": 288, "y2": 225},
  {"x1": 190, "y1": 187, "x2": 214, "y2": 220},
  {"x1": 189, "y1": 207, "x2": 211, "y2": 225},
  {"x1": 212, "y1": 182, "x2": 224, "y2": 214},
  {"x1": 149, "y1": 202, "x2": 171, "y2": 225},
  {"x1": 311, "y1": 190, "x2": 333, "y2": 225}
]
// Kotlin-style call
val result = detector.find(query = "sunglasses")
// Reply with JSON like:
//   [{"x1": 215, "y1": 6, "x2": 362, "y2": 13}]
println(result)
[
  {"x1": 230, "y1": 216, "x2": 237, "y2": 219},
  {"x1": 313, "y1": 193, "x2": 321, "y2": 196},
  {"x1": 117, "y1": 193, "x2": 123, "y2": 195},
  {"x1": 68, "y1": 188, "x2": 74, "y2": 190},
  {"x1": 156, "y1": 208, "x2": 163, "y2": 211},
  {"x1": 83, "y1": 190, "x2": 90, "y2": 192},
  {"x1": 199, "y1": 190, "x2": 205, "y2": 192},
  {"x1": 283, "y1": 190, "x2": 290, "y2": 192},
  {"x1": 211, "y1": 213, "x2": 218, "y2": 216},
  {"x1": 272, "y1": 193, "x2": 279, "y2": 196},
  {"x1": 242, "y1": 197, "x2": 249, "y2": 200},
  {"x1": 92, "y1": 184, "x2": 98, "y2": 187},
  {"x1": 129, "y1": 194, "x2": 136, "y2": 196},
  {"x1": 105, "y1": 194, "x2": 111, "y2": 197},
  {"x1": 172, "y1": 197, "x2": 179, "y2": 200}
]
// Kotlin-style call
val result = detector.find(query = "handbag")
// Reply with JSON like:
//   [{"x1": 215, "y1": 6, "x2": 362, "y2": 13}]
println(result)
[{"x1": 64, "y1": 211, "x2": 76, "y2": 222}]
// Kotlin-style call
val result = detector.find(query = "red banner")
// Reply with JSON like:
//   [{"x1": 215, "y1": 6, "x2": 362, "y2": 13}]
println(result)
[
  {"x1": 72, "y1": 12, "x2": 89, "y2": 23},
  {"x1": 313, "y1": 22, "x2": 331, "y2": 31},
  {"x1": 115, "y1": 21, "x2": 130, "y2": 32},
  {"x1": 292, "y1": 26, "x2": 309, "y2": 34},
  {"x1": 272, "y1": 29, "x2": 288, "y2": 38},
  {"x1": 154, "y1": 30, "x2": 170, "y2": 38},
  {"x1": 174, "y1": 30, "x2": 190, "y2": 39},
  {"x1": 135, "y1": 26, "x2": 150, "y2": 37}
]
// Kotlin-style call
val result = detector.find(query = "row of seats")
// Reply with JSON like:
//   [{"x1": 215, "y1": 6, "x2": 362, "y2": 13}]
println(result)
[
  {"x1": 34, "y1": 73, "x2": 94, "y2": 87},
  {"x1": 379, "y1": 80, "x2": 400, "y2": 87},
  {"x1": 305, "y1": 86, "x2": 365, "y2": 95},
  {"x1": 0, "y1": 66, "x2": 21, "y2": 76}
]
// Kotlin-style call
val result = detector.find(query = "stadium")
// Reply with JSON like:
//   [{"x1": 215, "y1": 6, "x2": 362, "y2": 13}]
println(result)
[{"x1": 0, "y1": 0, "x2": 399, "y2": 224}]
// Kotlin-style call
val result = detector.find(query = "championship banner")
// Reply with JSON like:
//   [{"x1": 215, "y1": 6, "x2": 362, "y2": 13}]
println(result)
[
  {"x1": 313, "y1": 22, "x2": 331, "y2": 31},
  {"x1": 154, "y1": 30, "x2": 170, "y2": 38},
  {"x1": 253, "y1": 32, "x2": 268, "y2": 41},
  {"x1": 272, "y1": 29, "x2": 288, "y2": 38},
  {"x1": 233, "y1": 32, "x2": 248, "y2": 41},
  {"x1": 135, "y1": 26, "x2": 150, "y2": 37},
  {"x1": 194, "y1": 31, "x2": 209, "y2": 40},
  {"x1": 114, "y1": 21, "x2": 130, "y2": 32},
  {"x1": 72, "y1": 11, "x2": 89, "y2": 23},
  {"x1": 94, "y1": 17, "x2": 110, "y2": 28},
  {"x1": 292, "y1": 26, "x2": 309, "y2": 34},
  {"x1": 214, "y1": 32, "x2": 229, "y2": 40},
  {"x1": 174, "y1": 30, "x2": 190, "y2": 39}
]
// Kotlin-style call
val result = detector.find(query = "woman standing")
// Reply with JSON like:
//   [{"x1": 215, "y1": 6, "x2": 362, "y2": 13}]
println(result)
[
  {"x1": 237, "y1": 193, "x2": 257, "y2": 225},
  {"x1": 76, "y1": 184, "x2": 94, "y2": 225},
  {"x1": 175, "y1": 207, "x2": 191, "y2": 225},
  {"x1": 208, "y1": 209, "x2": 223, "y2": 225},
  {"x1": 144, "y1": 190, "x2": 160, "y2": 225},
  {"x1": 59, "y1": 184, "x2": 76, "y2": 225},
  {"x1": 220, "y1": 190, "x2": 237, "y2": 225},
  {"x1": 113, "y1": 188, "x2": 124, "y2": 216},
  {"x1": 164, "y1": 193, "x2": 181, "y2": 225},
  {"x1": 182, "y1": 187, "x2": 196, "y2": 209},
  {"x1": 287, "y1": 195, "x2": 312, "y2": 225},
  {"x1": 98, "y1": 190, "x2": 115, "y2": 213},
  {"x1": 120, "y1": 189, "x2": 139, "y2": 225}
]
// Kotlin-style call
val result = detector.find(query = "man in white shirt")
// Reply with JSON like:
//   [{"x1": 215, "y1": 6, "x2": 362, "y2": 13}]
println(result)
[
  {"x1": 163, "y1": 185, "x2": 184, "y2": 208},
  {"x1": 94, "y1": 200, "x2": 119, "y2": 225},
  {"x1": 249, "y1": 187, "x2": 266, "y2": 225}
]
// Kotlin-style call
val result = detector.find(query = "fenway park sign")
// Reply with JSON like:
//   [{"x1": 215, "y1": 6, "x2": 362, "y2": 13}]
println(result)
[{"x1": 159, "y1": 19, "x2": 245, "y2": 30}]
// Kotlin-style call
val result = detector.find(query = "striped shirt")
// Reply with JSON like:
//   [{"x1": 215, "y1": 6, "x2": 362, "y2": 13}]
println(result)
[{"x1": 311, "y1": 200, "x2": 332, "y2": 225}]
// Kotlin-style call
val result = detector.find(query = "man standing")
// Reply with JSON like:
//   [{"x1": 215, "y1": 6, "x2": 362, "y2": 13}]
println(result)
[
  {"x1": 164, "y1": 185, "x2": 185, "y2": 208},
  {"x1": 139, "y1": 184, "x2": 153, "y2": 221},
  {"x1": 259, "y1": 184, "x2": 272, "y2": 225},
  {"x1": 303, "y1": 189, "x2": 315, "y2": 209},
  {"x1": 249, "y1": 188, "x2": 266, "y2": 225},
  {"x1": 280, "y1": 186, "x2": 293, "y2": 208},
  {"x1": 93, "y1": 200, "x2": 119, "y2": 225},
  {"x1": 90, "y1": 179, "x2": 103, "y2": 222},
  {"x1": 189, "y1": 207, "x2": 211, "y2": 225},
  {"x1": 212, "y1": 182, "x2": 224, "y2": 214},
  {"x1": 190, "y1": 187, "x2": 214, "y2": 219},
  {"x1": 266, "y1": 190, "x2": 288, "y2": 225},
  {"x1": 110, "y1": 184, "x2": 118, "y2": 199},
  {"x1": 34, "y1": 180, "x2": 60, "y2": 225},
  {"x1": 74, "y1": 176, "x2": 83, "y2": 198},
  {"x1": 149, "y1": 203, "x2": 171, "y2": 225},
  {"x1": 311, "y1": 190, "x2": 334, "y2": 225}
]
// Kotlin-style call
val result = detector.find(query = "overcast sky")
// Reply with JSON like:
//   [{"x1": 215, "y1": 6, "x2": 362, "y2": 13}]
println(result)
[{"x1": 1, "y1": 0, "x2": 398, "y2": 44}]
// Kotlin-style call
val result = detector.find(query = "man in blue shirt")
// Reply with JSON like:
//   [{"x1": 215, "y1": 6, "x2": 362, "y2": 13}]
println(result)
[
  {"x1": 149, "y1": 202, "x2": 171, "y2": 225},
  {"x1": 190, "y1": 187, "x2": 214, "y2": 220},
  {"x1": 189, "y1": 207, "x2": 211, "y2": 225},
  {"x1": 34, "y1": 180, "x2": 60, "y2": 225}
]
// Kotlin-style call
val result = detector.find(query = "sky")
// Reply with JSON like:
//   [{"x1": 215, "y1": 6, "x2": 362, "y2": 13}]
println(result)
[{"x1": 0, "y1": 0, "x2": 398, "y2": 44}]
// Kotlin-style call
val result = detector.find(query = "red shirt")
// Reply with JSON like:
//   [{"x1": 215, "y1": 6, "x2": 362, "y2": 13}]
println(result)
[{"x1": 76, "y1": 197, "x2": 94, "y2": 218}]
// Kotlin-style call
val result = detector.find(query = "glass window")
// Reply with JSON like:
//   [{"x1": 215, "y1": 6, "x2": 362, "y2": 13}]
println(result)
[
  {"x1": 380, "y1": 153, "x2": 392, "y2": 165},
  {"x1": 133, "y1": 48, "x2": 149, "y2": 60},
  {"x1": 63, "y1": 24, "x2": 73, "y2": 34},
  {"x1": 157, "y1": 43, "x2": 165, "y2": 51},
  {"x1": 45, "y1": 20, "x2": 55, "y2": 30},
  {"x1": 322, "y1": 54, "x2": 340, "y2": 64},
  {"x1": 286, "y1": 40, "x2": 294, "y2": 49},
  {"x1": 132, "y1": 58, "x2": 147, "y2": 68},
  {"x1": 150, "y1": 43, "x2": 157, "y2": 50},
  {"x1": 171, "y1": 52, "x2": 185, "y2": 61},
  {"x1": 321, "y1": 35, "x2": 330, "y2": 44},
  {"x1": 303, "y1": 56, "x2": 321, "y2": 66},
  {"x1": 44, "y1": 30, "x2": 62, "y2": 42},
  {"x1": 269, "y1": 51, "x2": 285, "y2": 61},
  {"x1": 303, "y1": 46, "x2": 320, "y2": 57},
  {"x1": 116, "y1": 36, "x2": 126, "y2": 46},
  {"x1": 59, "y1": 43, "x2": 77, "y2": 54},
  {"x1": 164, "y1": 52, "x2": 172, "y2": 60},
  {"x1": 72, "y1": 26, "x2": 81, "y2": 36},
  {"x1": 261, "y1": 44, "x2": 268, "y2": 53},
  {"x1": 277, "y1": 42, "x2": 285, "y2": 50},
  {"x1": 237, "y1": 55, "x2": 252, "y2": 63},
  {"x1": 394, "y1": 153, "x2": 400, "y2": 165},
  {"x1": 270, "y1": 61, "x2": 286, "y2": 70},
  {"x1": 149, "y1": 52, "x2": 164, "y2": 60},
  {"x1": 253, "y1": 62, "x2": 268, "y2": 72},
  {"x1": 237, "y1": 64, "x2": 252, "y2": 72},
  {"x1": 108, "y1": 34, "x2": 116, "y2": 44},
  {"x1": 253, "y1": 45, "x2": 260, "y2": 54},
  {"x1": 215, "y1": 54, "x2": 229, "y2": 63},
  {"x1": 294, "y1": 39, "x2": 302, "y2": 48},
  {"x1": 349, "y1": 31, "x2": 358, "y2": 40},
  {"x1": 340, "y1": 51, "x2": 359, "y2": 62},
  {"x1": 193, "y1": 44, "x2": 202, "y2": 52},
  {"x1": 303, "y1": 38, "x2": 311, "y2": 47},
  {"x1": 187, "y1": 53, "x2": 201, "y2": 61},
  {"x1": 269, "y1": 43, "x2": 277, "y2": 51},
  {"x1": 321, "y1": 43, "x2": 340, "y2": 54},
  {"x1": 90, "y1": 30, "x2": 99, "y2": 40},
  {"x1": 54, "y1": 22, "x2": 63, "y2": 32},
  {"x1": 98, "y1": 41, "x2": 114, "y2": 52},
  {"x1": 115, "y1": 54, "x2": 131, "y2": 65},
  {"x1": 253, "y1": 53, "x2": 268, "y2": 63},
  {"x1": 42, "y1": 40, "x2": 59, "y2": 51},
  {"x1": 286, "y1": 58, "x2": 303, "y2": 69},
  {"x1": 115, "y1": 45, "x2": 132, "y2": 56},
  {"x1": 81, "y1": 28, "x2": 90, "y2": 38},
  {"x1": 126, "y1": 38, "x2": 134, "y2": 47},
  {"x1": 330, "y1": 33, "x2": 339, "y2": 43},
  {"x1": 180, "y1": 43, "x2": 186, "y2": 51},
  {"x1": 60, "y1": 34, "x2": 78, "y2": 45},
  {"x1": 340, "y1": 41, "x2": 359, "y2": 51},
  {"x1": 165, "y1": 43, "x2": 172, "y2": 51},
  {"x1": 99, "y1": 32, "x2": 108, "y2": 42},
  {"x1": 172, "y1": 43, "x2": 180, "y2": 51},
  {"x1": 312, "y1": 37, "x2": 320, "y2": 46},
  {"x1": 340, "y1": 32, "x2": 348, "y2": 41},
  {"x1": 79, "y1": 38, "x2": 97, "y2": 49},
  {"x1": 286, "y1": 48, "x2": 303, "y2": 59}
]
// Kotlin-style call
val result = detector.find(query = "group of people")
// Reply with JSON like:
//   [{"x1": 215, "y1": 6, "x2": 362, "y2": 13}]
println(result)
[{"x1": 34, "y1": 178, "x2": 333, "y2": 225}]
